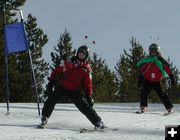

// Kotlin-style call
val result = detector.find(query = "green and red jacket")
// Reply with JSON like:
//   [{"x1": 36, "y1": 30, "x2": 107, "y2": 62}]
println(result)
[{"x1": 137, "y1": 56, "x2": 172, "y2": 82}]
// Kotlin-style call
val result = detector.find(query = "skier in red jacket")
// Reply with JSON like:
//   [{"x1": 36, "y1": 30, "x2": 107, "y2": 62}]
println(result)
[
  {"x1": 40, "y1": 45, "x2": 106, "y2": 129},
  {"x1": 137, "y1": 43, "x2": 175, "y2": 114}
]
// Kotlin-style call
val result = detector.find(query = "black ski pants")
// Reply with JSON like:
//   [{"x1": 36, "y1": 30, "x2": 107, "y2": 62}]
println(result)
[
  {"x1": 42, "y1": 87, "x2": 101, "y2": 126},
  {"x1": 140, "y1": 80, "x2": 173, "y2": 110}
]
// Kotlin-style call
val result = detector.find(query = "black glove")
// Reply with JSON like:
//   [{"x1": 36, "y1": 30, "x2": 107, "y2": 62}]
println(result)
[
  {"x1": 85, "y1": 95, "x2": 94, "y2": 107},
  {"x1": 169, "y1": 74, "x2": 175, "y2": 87},
  {"x1": 164, "y1": 77, "x2": 171, "y2": 90}
]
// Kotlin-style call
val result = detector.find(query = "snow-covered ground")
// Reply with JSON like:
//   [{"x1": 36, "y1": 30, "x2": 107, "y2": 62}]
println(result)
[{"x1": 0, "y1": 103, "x2": 179, "y2": 140}]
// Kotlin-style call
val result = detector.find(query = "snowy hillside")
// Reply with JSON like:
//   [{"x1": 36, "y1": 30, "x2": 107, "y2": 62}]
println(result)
[{"x1": 0, "y1": 103, "x2": 180, "y2": 140}]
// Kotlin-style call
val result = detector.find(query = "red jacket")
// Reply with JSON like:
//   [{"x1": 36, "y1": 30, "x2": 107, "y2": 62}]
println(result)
[{"x1": 50, "y1": 60, "x2": 92, "y2": 96}]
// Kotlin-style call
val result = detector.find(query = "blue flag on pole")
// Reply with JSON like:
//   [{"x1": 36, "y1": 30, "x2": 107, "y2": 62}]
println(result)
[{"x1": 4, "y1": 22, "x2": 29, "y2": 54}]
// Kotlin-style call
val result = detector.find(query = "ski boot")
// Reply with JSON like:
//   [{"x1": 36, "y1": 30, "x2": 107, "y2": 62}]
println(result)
[
  {"x1": 140, "y1": 107, "x2": 147, "y2": 113},
  {"x1": 94, "y1": 121, "x2": 107, "y2": 130},
  {"x1": 167, "y1": 108, "x2": 174, "y2": 114},
  {"x1": 37, "y1": 116, "x2": 48, "y2": 128}
]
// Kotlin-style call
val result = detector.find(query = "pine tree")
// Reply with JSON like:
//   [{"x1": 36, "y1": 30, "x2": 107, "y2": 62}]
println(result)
[
  {"x1": 0, "y1": 0, "x2": 49, "y2": 102},
  {"x1": 50, "y1": 29, "x2": 76, "y2": 70},
  {"x1": 165, "y1": 58, "x2": 180, "y2": 103},
  {"x1": 114, "y1": 55, "x2": 130, "y2": 102},
  {"x1": 0, "y1": 0, "x2": 27, "y2": 102},
  {"x1": 91, "y1": 53, "x2": 118, "y2": 102},
  {"x1": 24, "y1": 14, "x2": 49, "y2": 102},
  {"x1": 2, "y1": 14, "x2": 49, "y2": 102},
  {"x1": 115, "y1": 37, "x2": 145, "y2": 102}
]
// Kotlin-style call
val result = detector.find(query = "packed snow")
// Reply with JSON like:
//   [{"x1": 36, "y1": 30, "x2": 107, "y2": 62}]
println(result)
[{"x1": 0, "y1": 103, "x2": 179, "y2": 140}]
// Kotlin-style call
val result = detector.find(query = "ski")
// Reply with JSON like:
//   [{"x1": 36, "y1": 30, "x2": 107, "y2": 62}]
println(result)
[
  {"x1": 36, "y1": 124, "x2": 46, "y2": 129},
  {"x1": 35, "y1": 125, "x2": 118, "y2": 133},
  {"x1": 79, "y1": 128, "x2": 118, "y2": 133},
  {"x1": 135, "y1": 111, "x2": 174, "y2": 116},
  {"x1": 135, "y1": 111, "x2": 142, "y2": 114},
  {"x1": 163, "y1": 112, "x2": 174, "y2": 116}
]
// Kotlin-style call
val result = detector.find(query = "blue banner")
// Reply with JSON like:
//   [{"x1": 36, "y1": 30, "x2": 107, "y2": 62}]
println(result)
[{"x1": 4, "y1": 22, "x2": 29, "y2": 54}]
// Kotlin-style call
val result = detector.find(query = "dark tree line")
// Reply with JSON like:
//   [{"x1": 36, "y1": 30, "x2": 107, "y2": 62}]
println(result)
[
  {"x1": 1, "y1": 0, "x2": 180, "y2": 103},
  {"x1": 46, "y1": 31, "x2": 180, "y2": 103},
  {"x1": 0, "y1": 0, "x2": 49, "y2": 102}
]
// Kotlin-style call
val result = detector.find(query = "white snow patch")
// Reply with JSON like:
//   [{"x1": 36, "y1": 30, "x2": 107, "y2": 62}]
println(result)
[{"x1": 0, "y1": 103, "x2": 179, "y2": 140}]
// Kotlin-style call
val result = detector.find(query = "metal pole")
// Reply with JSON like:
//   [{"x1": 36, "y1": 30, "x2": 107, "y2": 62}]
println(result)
[
  {"x1": 28, "y1": 49, "x2": 41, "y2": 116},
  {"x1": 19, "y1": 10, "x2": 40, "y2": 116},
  {"x1": 2, "y1": 2, "x2": 10, "y2": 114}
]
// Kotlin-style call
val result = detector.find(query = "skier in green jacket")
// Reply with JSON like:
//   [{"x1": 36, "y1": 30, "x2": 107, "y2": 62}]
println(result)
[{"x1": 137, "y1": 43, "x2": 175, "y2": 114}]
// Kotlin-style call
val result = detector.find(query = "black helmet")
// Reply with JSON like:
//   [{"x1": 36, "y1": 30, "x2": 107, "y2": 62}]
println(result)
[
  {"x1": 77, "y1": 45, "x2": 90, "y2": 60},
  {"x1": 149, "y1": 43, "x2": 161, "y2": 56}
]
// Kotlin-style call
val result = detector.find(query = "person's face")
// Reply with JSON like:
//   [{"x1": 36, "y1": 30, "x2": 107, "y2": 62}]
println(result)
[
  {"x1": 149, "y1": 49, "x2": 159, "y2": 56},
  {"x1": 78, "y1": 50, "x2": 87, "y2": 60}
]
